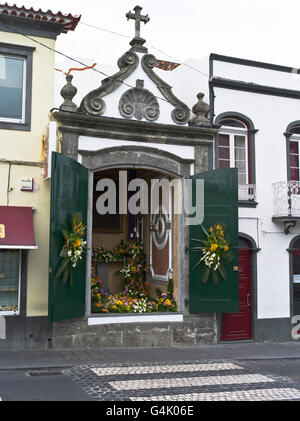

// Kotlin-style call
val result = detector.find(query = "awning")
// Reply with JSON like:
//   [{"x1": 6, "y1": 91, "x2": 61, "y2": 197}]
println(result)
[{"x1": 0, "y1": 206, "x2": 37, "y2": 249}]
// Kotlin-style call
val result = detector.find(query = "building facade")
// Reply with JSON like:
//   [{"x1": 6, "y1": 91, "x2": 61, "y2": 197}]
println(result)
[
  {"x1": 209, "y1": 54, "x2": 300, "y2": 341},
  {"x1": 49, "y1": 10, "x2": 300, "y2": 347},
  {"x1": 170, "y1": 53, "x2": 300, "y2": 342},
  {"x1": 1, "y1": 4, "x2": 299, "y2": 349}
]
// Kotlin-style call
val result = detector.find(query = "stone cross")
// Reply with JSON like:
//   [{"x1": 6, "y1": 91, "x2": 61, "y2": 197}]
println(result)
[{"x1": 126, "y1": 5, "x2": 150, "y2": 39}]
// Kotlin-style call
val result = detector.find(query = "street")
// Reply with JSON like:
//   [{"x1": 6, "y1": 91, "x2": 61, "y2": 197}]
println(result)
[{"x1": 0, "y1": 358, "x2": 299, "y2": 401}]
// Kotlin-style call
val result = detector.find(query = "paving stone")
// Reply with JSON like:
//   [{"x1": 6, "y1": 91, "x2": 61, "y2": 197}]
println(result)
[
  {"x1": 64, "y1": 359, "x2": 300, "y2": 401},
  {"x1": 108, "y1": 373, "x2": 275, "y2": 391},
  {"x1": 131, "y1": 388, "x2": 300, "y2": 401},
  {"x1": 90, "y1": 362, "x2": 243, "y2": 377}
]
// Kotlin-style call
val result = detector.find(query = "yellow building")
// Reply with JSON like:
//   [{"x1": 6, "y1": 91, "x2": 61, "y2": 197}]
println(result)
[{"x1": 0, "y1": 3, "x2": 80, "y2": 349}]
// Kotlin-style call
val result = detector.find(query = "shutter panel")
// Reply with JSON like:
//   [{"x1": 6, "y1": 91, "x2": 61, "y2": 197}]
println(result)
[
  {"x1": 189, "y1": 168, "x2": 239, "y2": 313},
  {"x1": 48, "y1": 152, "x2": 88, "y2": 322}
]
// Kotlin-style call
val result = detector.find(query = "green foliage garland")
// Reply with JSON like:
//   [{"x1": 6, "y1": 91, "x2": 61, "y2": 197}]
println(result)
[{"x1": 55, "y1": 212, "x2": 87, "y2": 287}]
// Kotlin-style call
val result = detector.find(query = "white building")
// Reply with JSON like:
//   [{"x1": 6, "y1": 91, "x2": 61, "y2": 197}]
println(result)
[
  {"x1": 164, "y1": 52, "x2": 300, "y2": 341},
  {"x1": 48, "y1": 4, "x2": 300, "y2": 346}
]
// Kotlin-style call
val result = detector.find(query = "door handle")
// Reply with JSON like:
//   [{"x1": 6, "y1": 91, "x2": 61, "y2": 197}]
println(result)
[{"x1": 246, "y1": 294, "x2": 251, "y2": 306}]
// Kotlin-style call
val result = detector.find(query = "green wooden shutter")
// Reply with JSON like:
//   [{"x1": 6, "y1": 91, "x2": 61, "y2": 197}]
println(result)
[
  {"x1": 189, "y1": 168, "x2": 239, "y2": 313},
  {"x1": 48, "y1": 152, "x2": 88, "y2": 322}
]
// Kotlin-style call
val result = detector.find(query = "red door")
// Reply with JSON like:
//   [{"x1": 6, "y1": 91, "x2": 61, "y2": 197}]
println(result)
[{"x1": 221, "y1": 248, "x2": 252, "y2": 341}]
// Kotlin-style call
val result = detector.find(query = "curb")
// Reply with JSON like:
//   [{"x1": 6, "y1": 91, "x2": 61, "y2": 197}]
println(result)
[
  {"x1": 0, "y1": 365, "x2": 74, "y2": 373},
  {"x1": 0, "y1": 355, "x2": 300, "y2": 372}
]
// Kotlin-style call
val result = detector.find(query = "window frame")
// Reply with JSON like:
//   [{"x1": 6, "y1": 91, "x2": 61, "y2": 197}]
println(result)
[
  {"x1": 215, "y1": 113, "x2": 258, "y2": 207},
  {"x1": 0, "y1": 42, "x2": 35, "y2": 131},
  {"x1": 288, "y1": 133, "x2": 300, "y2": 181},
  {"x1": 218, "y1": 124, "x2": 249, "y2": 185},
  {"x1": 0, "y1": 249, "x2": 22, "y2": 316},
  {"x1": 0, "y1": 54, "x2": 27, "y2": 124}
]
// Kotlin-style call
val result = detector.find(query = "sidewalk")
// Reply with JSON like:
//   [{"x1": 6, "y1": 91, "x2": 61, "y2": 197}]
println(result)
[{"x1": 0, "y1": 342, "x2": 299, "y2": 371}]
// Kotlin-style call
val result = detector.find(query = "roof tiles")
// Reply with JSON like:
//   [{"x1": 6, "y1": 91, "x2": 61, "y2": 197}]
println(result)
[{"x1": 0, "y1": 2, "x2": 80, "y2": 33}]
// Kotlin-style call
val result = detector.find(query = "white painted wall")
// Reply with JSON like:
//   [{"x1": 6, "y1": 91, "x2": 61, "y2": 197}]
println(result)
[
  {"x1": 213, "y1": 60, "x2": 300, "y2": 91},
  {"x1": 166, "y1": 55, "x2": 300, "y2": 320},
  {"x1": 210, "y1": 61, "x2": 300, "y2": 320},
  {"x1": 215, "y1": 85, "x2": 300, "y2": 319}
]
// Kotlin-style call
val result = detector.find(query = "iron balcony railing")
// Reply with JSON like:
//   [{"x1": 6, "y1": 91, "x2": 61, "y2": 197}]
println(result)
[
  {"x1": 272, "y1": 181, "x2": 300, "y2": 217},
  {"x1": 238, "y1": 184, "x2": 256, "y2": 201}
]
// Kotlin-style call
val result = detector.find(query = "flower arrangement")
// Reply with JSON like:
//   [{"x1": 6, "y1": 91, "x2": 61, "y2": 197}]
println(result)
[
  {"x1": 55, "y1": 212, "x2": 87, "y2": 287},
  {"x1": 91, "y1": 288, "x2": 177, "y2": 314},
  {"x1": 191, "y1": 224, "x2": 231, "y2": 285},
  {"x1": 92, "y1": 245, "x2": 124, "y2": 263},
  {"x1": 93, "y1": 239, "x2": 148, "y2": 297},
  {"x1": 92, "y1": 240, "x2": 144, "y2": 263},
  {"x1": 119, "y1": 261, "x2": 149, "y2": 297},
  {"x1": 91, "y1": 242, "x2": 177, "y2": 313},
  {"x1": 155, "y1": 278, "x2": 177, "y2": 312},
  {"x1": 91, "y1": 266, "x2": 177, "y2": 314}
]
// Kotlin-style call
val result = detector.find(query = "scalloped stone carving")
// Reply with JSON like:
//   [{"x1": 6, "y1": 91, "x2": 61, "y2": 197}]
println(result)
[{"x1": 118, "y1": 79, "x2": 160, "y2": 121}]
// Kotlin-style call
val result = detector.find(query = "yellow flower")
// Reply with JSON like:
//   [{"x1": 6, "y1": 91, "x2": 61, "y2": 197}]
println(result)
[
  {"x1": 216, "y1": 225, "x2": 222, "y2": 230},
  {"x1": 210, "y1": 244, "x2": 218, "y2": 252},
  {"x1": 224, "y1": 246, "x2": 229, "y2": 252},
  {"x1": 73, "y1": 239, "x2": 81, "y2": 248}
]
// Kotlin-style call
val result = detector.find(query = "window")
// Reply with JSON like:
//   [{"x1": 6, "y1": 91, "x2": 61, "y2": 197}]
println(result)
[
  {"x1": 288, "y1": 126, "x2": 300, "y2": 181},
  {"x1": 215, "y1": 113, "x2": 257, "y2": 204},
  {"x1": 218, "y1": 118, "x2": 249, "y2": 185},
  {"x1": 0, "y1": 43, "x2": 34, "y2": 131},
  {"x1": 0, "y1": 250, "x2": 21, "y2": 315},
  {"x1": 0, "y1": 55, "x2": 26, "y2": 123}
]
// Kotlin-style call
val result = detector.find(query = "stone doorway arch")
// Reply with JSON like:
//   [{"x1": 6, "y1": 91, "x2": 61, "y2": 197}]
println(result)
[{"x1": 84, "y1": 145, "x2": 192, "y2": 317}]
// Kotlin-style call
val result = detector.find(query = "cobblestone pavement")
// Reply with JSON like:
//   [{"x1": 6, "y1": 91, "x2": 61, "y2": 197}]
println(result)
[{"x1": 65, "y1": 360, "x2": 300, "y2": 401}]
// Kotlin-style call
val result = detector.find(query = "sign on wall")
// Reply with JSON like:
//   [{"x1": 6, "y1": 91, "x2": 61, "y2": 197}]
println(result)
[{"x1": 41, "y1": 122, "x2": 56, "y2": 180}]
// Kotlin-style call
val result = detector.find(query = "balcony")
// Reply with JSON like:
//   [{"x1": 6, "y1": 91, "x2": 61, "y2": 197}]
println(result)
[
  {"x1": 238, "y1": 184, "x2": 256, "y2": 205},
  {"x1": 272, "y1": 181, "x2": 300, "y2": 233}
]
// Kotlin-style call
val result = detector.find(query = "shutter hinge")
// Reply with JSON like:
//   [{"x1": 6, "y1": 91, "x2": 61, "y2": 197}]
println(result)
[
  {"x1": 233, "y1": 266, "x2": 239, "y2": 272},
  {"x1": 49, "y1": 267, "x2": 53, "y2": 273}
]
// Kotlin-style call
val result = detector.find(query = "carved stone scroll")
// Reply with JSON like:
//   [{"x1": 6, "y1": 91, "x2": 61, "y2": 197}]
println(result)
[
  {"x1": 79, "y1": 51, "x2": 139, "y2": 116},
  {"x1": 141, "y1": 54, "x2": 190, "y2": 125}
]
